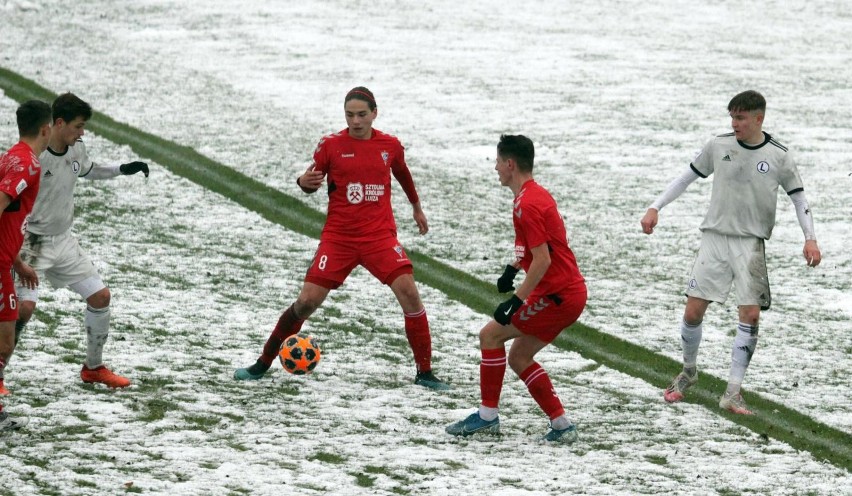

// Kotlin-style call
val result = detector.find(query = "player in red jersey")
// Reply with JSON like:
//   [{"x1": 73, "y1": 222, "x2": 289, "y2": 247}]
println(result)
[
  {"x1": 0, "y1": 100, "x2": 52, "y2": 431},
  {"x1": 235, "y1": 87, "x2": 449, "y2": 390},
  {"x1": 446, "y1": 134, "x2": 587, "y2": 442}
]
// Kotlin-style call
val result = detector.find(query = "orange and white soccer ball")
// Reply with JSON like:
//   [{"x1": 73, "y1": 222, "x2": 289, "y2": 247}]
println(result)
[{"x1": 278, "y1": 335, "x2": 321, "y2": 375}]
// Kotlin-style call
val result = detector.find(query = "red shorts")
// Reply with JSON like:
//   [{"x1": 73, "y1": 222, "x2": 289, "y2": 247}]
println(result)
[
  {"x1": 512, "y1": 286, "x2": 587, "y2": 343},
  {"x1": 305, "y1": 236, "x2": 413, "y2": 289},
  {"x1": 0, "y1": 266, "x2": 19, "y2": 322}
]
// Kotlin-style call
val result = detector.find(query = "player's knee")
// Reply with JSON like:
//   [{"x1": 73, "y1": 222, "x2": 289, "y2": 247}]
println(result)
[
  {"x1": 16, "y1": 300, "x2": 36, "y2": 323},
  {"x1": 293, "y1": 298, "x2": 319, "y2": 319},
  {"x1": 478, "y1": 326, "x2": 499, "y2": 350},
  {"x1": 507, "y1": 352, "x2": 532, "y2": 375},
  {"x1": 739, "y1": 307, "x2": 760, "y2": 326},
  {"x1": 87, "y1": 288, "x2": 111, "y2": 309},
  {"x1": 683, "y1": 308, "x2": 705, "y2": 326}
]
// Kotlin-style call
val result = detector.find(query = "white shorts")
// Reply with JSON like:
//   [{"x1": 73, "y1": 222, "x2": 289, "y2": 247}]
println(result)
[
  {"x1": 15, "y1": 231, "x2": 105, "y2": 302},
  {"x1": 685, "y1": 231, "x2": 771, "y2": 310}
]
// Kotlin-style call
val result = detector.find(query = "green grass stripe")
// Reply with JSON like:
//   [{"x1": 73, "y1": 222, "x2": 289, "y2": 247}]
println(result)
[{"x1": 2, "y1": 66, "x2": 849, "y2": 471}]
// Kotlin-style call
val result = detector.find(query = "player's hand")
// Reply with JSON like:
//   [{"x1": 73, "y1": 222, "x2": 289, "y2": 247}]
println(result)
[
  {"x1": 803, "y1": 240, "x2": 821, "y2": 267},
  {"x1": 120, "y1": 161, "x2": 149, "y2": 177},
  {"x1": 13, "y1": 262, "x2": 39, "y2": 290},
  {"x1": 412, "y1": 202, "x2": 428, "y2": 235},
  {"x1": 298, "y1": 167, "x2": 325, "y2": 191},
  {"x1": 640, "y1": 208, "x2": 658, "y2": 235},
  {"x1": 496, "y1": 264, "x2": 520, "y2": 293},
  {"x1": 493, "y1": 294, "x2": 523, "y2": 326}
]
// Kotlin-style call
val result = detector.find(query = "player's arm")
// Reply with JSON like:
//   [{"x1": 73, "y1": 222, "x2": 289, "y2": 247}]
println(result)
[
  {"x1": 76, "y1": 142, "x2": 148, "y2": 180},
  {"x1": 13, "y1": 255, "x2": 38, "y2": 290},
  {"x1": 493, "y1": 243, "x2": 549, "y2": 325},
  {"x1": 390, "y1": 151, "x2": 427, "y2": 234},
  {"x1": 513, "y1": 243, "x2": 550, "y2": 301},
  {"x1": 82, "y1": 161, "x2": 149, "y2": 180},
  {"x1": 641, "y1": 167, "x2": 701, "y2": 234},
  {"x1": 296, "y1": 164, "x2": 324, "y2": 193},
  {"x1": 0, "y1": 190, "x2": 11, "y2": 214},
  {"x1": 789, "y1": 190, "x2": 821, "y2": 267}
]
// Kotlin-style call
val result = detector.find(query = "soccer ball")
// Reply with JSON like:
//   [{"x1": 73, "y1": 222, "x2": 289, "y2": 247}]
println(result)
[{"x1": 278, "y1": 335, "x2": 321, "y2": 375}]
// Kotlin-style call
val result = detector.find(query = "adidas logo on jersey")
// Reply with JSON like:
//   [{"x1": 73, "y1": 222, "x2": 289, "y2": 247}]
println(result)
[
  {"x1": 722, "y1": 155, "x2": 732, "y2": 161},
  {"x1": 44, "y1": 170, "x2": 53, "y2": 177}
]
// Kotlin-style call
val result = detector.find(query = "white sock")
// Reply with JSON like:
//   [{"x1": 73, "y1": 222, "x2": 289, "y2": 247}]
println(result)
[
  {"x1": 728, "y1": 322, "x2": 758, "y2": 391},
  {"x1": 85, "y1": 306, "x2": 111, "y2": 368},
  {"x1": 681, "y1": 319, "x2": 703, "y2": 371},
  {"x1": 550, "y1": 415, "x2": 571, "y2": 430},
  {"x1": 478, "y1": 405, "x2": 499, "y2": 421}
]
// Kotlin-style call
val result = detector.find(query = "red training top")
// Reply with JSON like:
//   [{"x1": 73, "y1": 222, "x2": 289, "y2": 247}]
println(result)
[
  {"x1": 512, "y1": 179, "x2": 585, "y2": 295},
  {"x1": 0, "y1": 141, "x2": 42, "y2": 265},
  {"x1": 311, "y1": 129, "x2": 419, "y2": 242}
]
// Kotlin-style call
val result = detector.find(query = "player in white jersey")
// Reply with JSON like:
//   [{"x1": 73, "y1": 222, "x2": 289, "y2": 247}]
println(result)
[
  {"x1": 8, "y1": 92, "x2": 149, "y2": 391},
  {"x1": 640, "y1": 90, "x2": 821, "y2": 415}
]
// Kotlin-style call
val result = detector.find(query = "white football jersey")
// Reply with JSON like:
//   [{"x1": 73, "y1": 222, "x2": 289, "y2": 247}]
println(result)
[
  {"x1": 691, "y1": 132, "x2": 803, "y2": 240},
  {"x1": 27, "y1": 140, "x2": 120, "y2": 235}
]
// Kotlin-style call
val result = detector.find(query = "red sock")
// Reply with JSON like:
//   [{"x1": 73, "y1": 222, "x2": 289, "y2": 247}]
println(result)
[
  {"x1": 519, "y1": 362, "x2": 565, "y2": 420},
  {"x1": 259, "y1": 304, "x2": 305, "y2": 366},
  {"x1": 480, "y1": 348, "x2": 507, "y2": 408},
  {"x1": 404, "y1": 308, "x2": 432, "y2": 372}
]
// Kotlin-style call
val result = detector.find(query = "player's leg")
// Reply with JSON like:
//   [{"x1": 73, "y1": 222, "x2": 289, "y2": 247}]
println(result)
[
  {"x1": 234, "y1": 282, "x2": 330, "y2": 380},
  {"x1": 0, "y1": 400, "x2": 28, "y2": 431},
  {"x1": 666, "y1": 232, "x2": 732, "y2": 403},
  {"x1": 510, "y1": 291, "x2": 586, "y2": 443},
  {"x1": 509, "y1": 334, "x2": 577, "y2": 443},
  {"x1": 388, "y1": 272, "x2": 448, "y2": 390},
  {"x1": 446, "y1": 319, "x2": 519, "y2": 436},
  {"x1": 235, "y1": 240, "x2": 348, "y2": 381},
  {"x1": 664, "y1": 296, "x2": 710, "y2": 403},
  {"x1": 71, "y1": 281, "x2": 129, "y2": 388},
  {"x1": 1, "y1": 268, "x2": 24, "y2": 395},
  {"x1": 363, "y1": 238, "x2": 448, "y2": 389},
  {"x1": 7, "y1": 232, "x2": 46, "y2": 392},
  {"x1": 0, "y1": 319, "x2": 15, "y2": 397},
  {"x1": 719, "y1": 303, "x2": 760, "y2": 415},
  {"x1": 719, "y1": 237, "x2": 767, "y2": 414}
]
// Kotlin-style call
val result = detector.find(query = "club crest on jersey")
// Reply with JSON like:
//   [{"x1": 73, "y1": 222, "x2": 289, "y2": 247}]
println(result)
[
  {"x1": 756, "y1": 161, "x2": 770, "y2": 174},
  {"x1": 381, "y1": 150, "x2": 389, "y2": 167},
  {"x1": 347, "y1": 182, "x2": 364, "y2": 204},
  {"x1": 393, "y1": 245, "x2": 403, "y2": 256},
  {"x1": 71, "y1": 160, "x2": 81, "y2": 174}
]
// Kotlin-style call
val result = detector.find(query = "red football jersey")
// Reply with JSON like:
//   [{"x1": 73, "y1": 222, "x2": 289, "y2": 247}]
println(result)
[
  {"x1": 0, "y1": 141, "x2": 42, "y2": 265},
  {"x1": 312, "y1": 129, "x2": 419, "y2": 241},
  {"x1": 512, "y1": 179, "x2": 585, "y2": 295}
]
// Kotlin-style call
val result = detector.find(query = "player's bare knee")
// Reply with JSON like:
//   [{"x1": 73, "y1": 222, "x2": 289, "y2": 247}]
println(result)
[
  {"x1": 739, "y1": 307, "x2": 760, "y2": 326},
  {"x1": 478, "y1": 327, "x2": 500, "y2": 350},
  {"x1": 87, "y1": 288, "x2": 111, "y2": 309},
  {"x1": 507, "y1": 352, "x2": 532, "y2": 375},
  {"x1": 17, "y1": 300, "x2": 36, "y2": 324},
  {"x1": 683, "y1": 307, "x2": 705, "y2": 326},
  {"x1": 293, "y1": 299, "x2": 319, "y2": 320}
]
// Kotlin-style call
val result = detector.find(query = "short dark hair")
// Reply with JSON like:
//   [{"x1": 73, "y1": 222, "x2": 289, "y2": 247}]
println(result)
[
  {"x1": 345, "y1": 86, "x2": 376, "y2": 111},
  {"x1": 16, "y1": 100, "x2": 52, "y2": 138},
  {"x1": 728, "y1": 90, "x2": 766, "y2": 114},
  {"x1": 52, "y1": 92, "x2": 92, "y2": 124},
  {"x1": 497, "y1": 134, "x2": 535, "y2": 172}
]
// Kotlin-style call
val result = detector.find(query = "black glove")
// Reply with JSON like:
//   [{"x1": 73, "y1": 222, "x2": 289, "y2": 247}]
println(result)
[
  {"x1": 120, "y1": 161, "x2": 149, "y2": 177},
  {"x1": 496, "y1": 264, "x2": 520, "y2": 293},
  {"x1": 493, "y1": 294, "x2": 523, "y2": 325}
]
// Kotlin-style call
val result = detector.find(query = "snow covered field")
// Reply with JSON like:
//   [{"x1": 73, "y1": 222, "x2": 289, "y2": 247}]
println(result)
[{"x1": 1, "y1": 0, "x2": 850, "y2": 494}]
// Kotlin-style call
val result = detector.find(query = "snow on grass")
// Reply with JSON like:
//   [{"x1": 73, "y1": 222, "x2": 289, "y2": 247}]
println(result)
[{"x1": 1, "y1": 0, "x2": 851, "y2": 493}]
